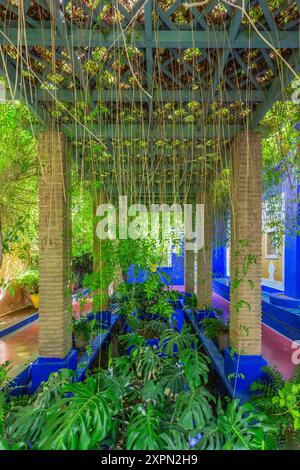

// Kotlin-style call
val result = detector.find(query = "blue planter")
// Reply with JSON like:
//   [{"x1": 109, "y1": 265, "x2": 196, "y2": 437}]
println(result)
[
  {"x1": 171, "y1": 308, "x2": 185, "y2": 332},
  {"x1": 88, "y1": 310, "x2": 112, "y2": 329}
]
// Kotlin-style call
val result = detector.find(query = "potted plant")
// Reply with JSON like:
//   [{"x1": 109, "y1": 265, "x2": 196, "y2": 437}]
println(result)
[
  {"x1": 200, "y1": 317, "x2": 229, "y2": 353},
  {"x1": 72, "y1": 314, "x2": 90, "y2": 351},
  {"x1": 13, "y1": 269, "x2": 39, "y2": 309}
]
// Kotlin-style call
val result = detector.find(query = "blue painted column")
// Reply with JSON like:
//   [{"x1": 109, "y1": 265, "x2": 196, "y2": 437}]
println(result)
[{"x1": 284, "y1": 180, "x2": 300, "y2": 299}]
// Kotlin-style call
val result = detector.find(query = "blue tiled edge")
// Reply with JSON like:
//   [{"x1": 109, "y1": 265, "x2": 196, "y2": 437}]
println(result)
[
  {"x1": 185, "y1": 309, "x2": 233, "y2": 397},
  {"x1": 185, "y1": 309, "x2": 266, "y2": 402},
  {"x1": 8, "y1": 313, "x2": 120, "y2": 395},
  {"x1": 76, "y1": 314, "x2": 119, "y2": 382},
  {"x1": 0, "y1": 312, "x2": 39, "y2": 339},
  {"x1": 213, "y1": 278, "x2": 300, "y2": 341}
]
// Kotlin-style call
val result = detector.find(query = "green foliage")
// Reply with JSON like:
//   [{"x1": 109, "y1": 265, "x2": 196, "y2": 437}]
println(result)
[
  {"x1": 7, "y1": 369, "x2": 74, "y2": 444},
  {"x1": 180, "y1": 349, "x2": 210, "y2": 389},
  {"x1": 112, "y1": 274, "x2": 178, "y2": 339},
  {"x1": 0, "y1": 361, "x2": 10, "y2": 388},
  {"x1": 183, "y1": 292, "x2": 197, "y2": 312},
  {"x1": 0, "y1": 438, "x2": 27, "y2": 450},
  {"x1": 126, "y1": 405, "x2": 167, "y2": 450},
  {"x1": 0, "y1": 275, "x2": 291, "y2": 452},
  {"x1": 72, "y1": 314, "x2": 95, "y2": 345},
  {"x1": 12, "y1": 268, "x2": 39, "y2": 294},
  {"x1": 200, "y1": 317, "x2": 229, "y2": 339},
  {"x1": 174, "y1": 388, "x2": 214, "y2": 430},
  {"x1": 72, "y1": 182, "x2": 93, "y2": 260},
  {"x1": 2, "y1": 332, "x2": 283, "y2": 451},
  {"x1": 159, "y1": 324, "x2": 197, "y2": 356},
  {"x1": 197, "y1": 399, "x2": 276, "y2": 450},
  {"x1": 217, "y1": 400, "x2": 275, "y2": 450},
  {"x1": 133, "y1": 344, "x2": 161, "y2": 381},
  {"x1": 0, "y1": 361, "x2": 11, "y2": 438},
  {"x1": 251, "y1": 365, "x2": 300, "y2": 448},
  {"x1": 261, "y1": 102, "x2": 300, "y2": 191},
  {"x1": 38, "y1": 377, "x2": 113, "y2": 450},
  {"x1": 0, "y1": 102, "x2": 38, "y2": 268},
  {"x1": 272, "y1": 382, "x2": 300, "y2": 432}
]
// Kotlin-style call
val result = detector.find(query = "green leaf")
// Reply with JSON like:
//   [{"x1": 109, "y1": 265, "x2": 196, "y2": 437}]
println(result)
[
  {"x1": 173, "y1": 387, "x2": 214, "y2": 430},
  {"x1": 38, "y1": 377, "x2": 114, "y2": 450}
]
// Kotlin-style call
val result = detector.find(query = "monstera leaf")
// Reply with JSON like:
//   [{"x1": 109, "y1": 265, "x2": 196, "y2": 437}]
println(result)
[
  {"x1": 174, "y1": 387, "x2": 214, "y2": 430},
  {"x1": 126, "y1": 405, "x2": 185, "y2": 450},
  {"x1": 38, "y1": 377, "x2": 114, "y2": 450}
]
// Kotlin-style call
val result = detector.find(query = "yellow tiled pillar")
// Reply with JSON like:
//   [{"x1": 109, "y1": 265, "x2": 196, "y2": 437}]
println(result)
[
  {"x1": 38, "y1": 131, "x2": 72, "y2": 358},
  {"x1": 197, "y1": 194, "x2": 213, "y2": 308},
  {"x1": 229, "y1": 131, "x2": 263, "y2": 355}
]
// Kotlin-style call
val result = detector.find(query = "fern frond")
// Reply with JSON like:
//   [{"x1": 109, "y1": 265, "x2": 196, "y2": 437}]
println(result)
[{"x1": 291, "y1": 364, "x2": 300, "y2": 384}]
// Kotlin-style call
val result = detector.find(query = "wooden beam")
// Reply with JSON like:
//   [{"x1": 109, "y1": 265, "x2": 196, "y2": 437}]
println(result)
[
  {"x1": 0, "y1": 28, "x2": 299, "y2": 49},
  {"x1": 33, "y1": 89, "x2": 266, "y2": 103},
  {"x1": 62, "y1": 123, "x2": 239, "y2": 140},
  {"x1": 250, "y1": 52, "x2": 300, "y2": 129}
]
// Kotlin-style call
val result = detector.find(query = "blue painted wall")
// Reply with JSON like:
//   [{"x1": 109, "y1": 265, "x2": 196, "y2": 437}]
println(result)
[
  {"x1": 284, "y1": 182, "x2": 300, "y2": 299},
  {"x1": 212, "y1": 244, "x2": 226, "y2": 279},
  {"x1": 128, "y1": 246, "x2": 184, "y2": 285}
]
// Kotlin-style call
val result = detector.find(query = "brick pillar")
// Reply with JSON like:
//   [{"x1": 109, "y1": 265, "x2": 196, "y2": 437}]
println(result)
[
  {"x1": 197, "y1": 195, "x2": 212, "y2": 308},
  {"x1": 93, "y1": 189, "x2": 109, "y2": 311},
  {"x1": 184, "y1": 235, "x2": 195, "y2": 294},
  {"x1": 38, "y1": 131, "x2": 72, "y2": 358},
  {"x1": 229, "y1": 131, "x2": 262, "y2": 356}
]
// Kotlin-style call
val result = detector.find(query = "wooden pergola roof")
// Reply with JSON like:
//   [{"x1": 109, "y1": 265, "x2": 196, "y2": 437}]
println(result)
[
  {"x1": 0, "y1": 1, "x2": 299, "y2": 135},
  {"x1": 0, "y1": 1, "x2": 299, "y2": 203}
]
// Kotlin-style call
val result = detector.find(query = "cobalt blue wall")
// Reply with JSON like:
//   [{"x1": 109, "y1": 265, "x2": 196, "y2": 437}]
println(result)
[
  {"x1": 127, "y1": 247, "x2": 184, "y2": 285},
  {"x1": 212, "y1": 244, "x2": 226, "y2": 279},
  {"x1": 284, "y1": 182, "x2": 300, "y2": 299}
]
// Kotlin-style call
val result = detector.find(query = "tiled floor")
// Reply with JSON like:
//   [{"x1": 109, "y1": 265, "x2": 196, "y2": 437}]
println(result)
[
  {"x1": 0, "y1": 322, "x2": 39, "y2": 379},
  {"x1": 212, "y1": 292, "x2": 296, "y2": 379},
  {"x1": 0, "y1": 306, "x2": 37, "y2": 331},
  {"x1": 172, "y1": 286, "x2": 297, "y2": 380},
  {"x1": 0, "y1": 287, "x2": 298, "y2": 381}
]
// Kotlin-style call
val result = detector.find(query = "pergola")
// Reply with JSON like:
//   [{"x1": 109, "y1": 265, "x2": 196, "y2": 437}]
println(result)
[{"x1": 0, "y1": 0, "x2": 299, "y2": 394}]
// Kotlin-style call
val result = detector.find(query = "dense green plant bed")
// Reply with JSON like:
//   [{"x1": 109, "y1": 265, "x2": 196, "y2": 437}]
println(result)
[
  {"x1": 0, "y1": 274, "x2": 299, "y2": 450},
  {"x1": 0, "y1": 322, "x2": 290, "y2": 450}
]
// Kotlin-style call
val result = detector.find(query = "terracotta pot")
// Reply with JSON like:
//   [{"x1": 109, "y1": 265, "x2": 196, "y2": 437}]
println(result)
[
  {"x1": 217, "y1": 333, "x2": 229, "y2": 353},
  {"x1": 0, "y1": 287, "x2": 30, "y2": 316}
]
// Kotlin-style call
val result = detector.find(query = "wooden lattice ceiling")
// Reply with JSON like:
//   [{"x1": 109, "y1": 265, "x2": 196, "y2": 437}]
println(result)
[{"x1": 0, "y1": 1, "x2": 299, "y2": 139}]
